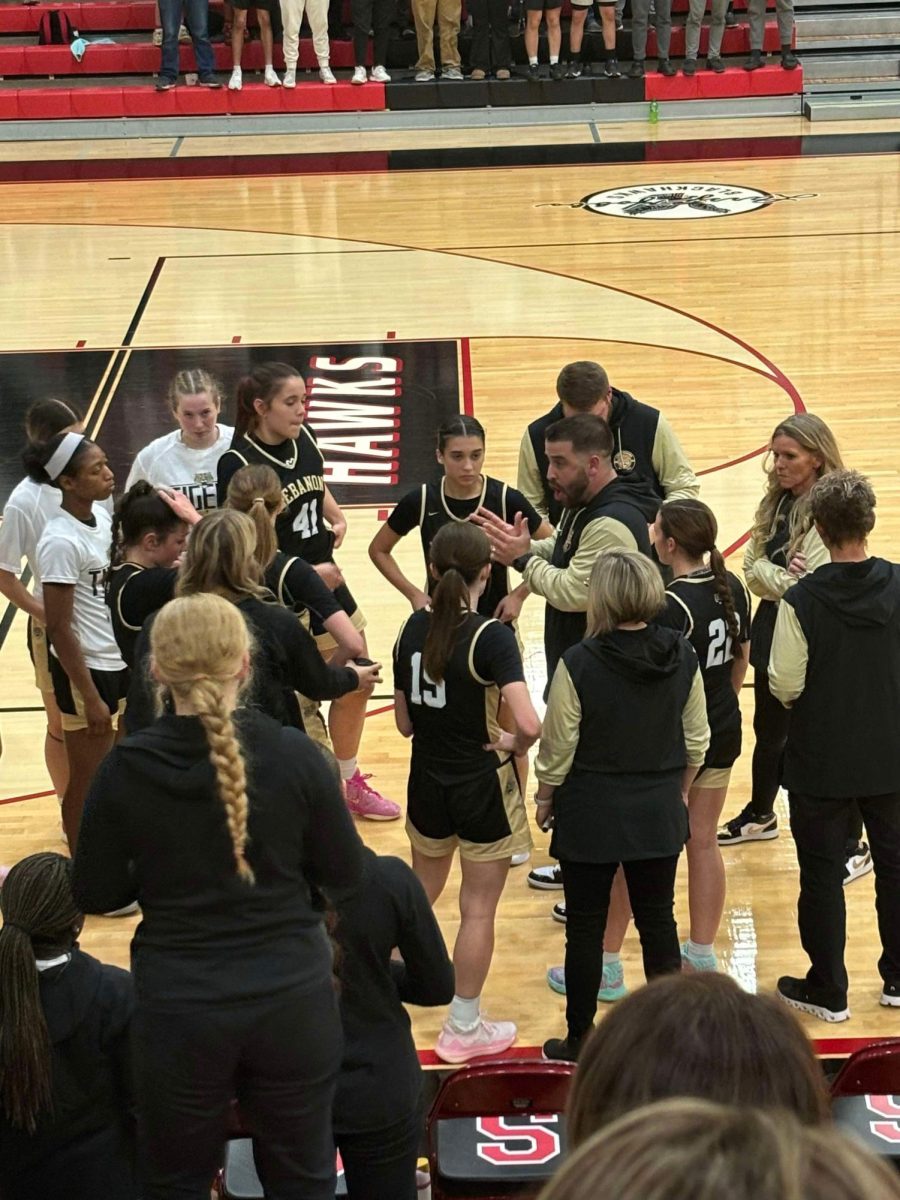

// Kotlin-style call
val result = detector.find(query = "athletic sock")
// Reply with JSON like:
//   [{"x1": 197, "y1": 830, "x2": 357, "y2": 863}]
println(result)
[
  {"x1": 529, "y1": 55, "x2": 538, "y2": 65},
  {"x1": 604, "y1": 47, "x2": 615, "y2": 60},
  {"x1": 449, "y1": 995, "x2": 481, "y2": 1032},
  {"x1": 602, "y1": 951, "x2": 621, "y2": 966},
  {"x1": 337, "y1": 757, "x2": 358, "y2": 782},
  {"x1": 687, "y1": 940, "x2": 714, "y2": 958},
  {"x1": 550, "y1": 54, "x2": 559, "y2": 64},
  {"x1": 572, "y1": 49, "x2": 582, "y2": 61}
]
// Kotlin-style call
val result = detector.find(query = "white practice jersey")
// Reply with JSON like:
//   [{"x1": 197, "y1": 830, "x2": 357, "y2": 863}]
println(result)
[{"x1": 125, "y1": 425, "x2": 234, "y2": 512}]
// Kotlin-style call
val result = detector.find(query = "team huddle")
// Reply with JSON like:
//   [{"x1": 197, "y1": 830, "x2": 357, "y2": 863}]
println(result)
[{"x1": 1, "y1": 357, "x2": 899, "y2": 1197}]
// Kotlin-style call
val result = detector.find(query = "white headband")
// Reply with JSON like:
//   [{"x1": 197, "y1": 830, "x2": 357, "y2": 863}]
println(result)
[{"x1": 45, "y1": 432, "x2": 86, "y2": 482}]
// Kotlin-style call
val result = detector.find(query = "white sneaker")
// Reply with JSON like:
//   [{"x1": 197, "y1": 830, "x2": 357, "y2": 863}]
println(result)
[
  {"x1": 283, "y1": 67, "x2": 296, "y2": 88},
  {"x1": 370, "y1": 64, "x2": 391, "y2": 81},
  {"x1": 844, "y1": 842, "x2": 874, "y2": 886},
  {"x1": 351, "y1": 65, "x2": 368, "y2": 84},
  {"x1": 442, "y1": 64, "x2": 463, "y2": 80},
  {"x1": 435, "y1": 1017, "x2": 517, "y2": 1064},
  {"x1": 228, "y1": 66, "x2": 242, "y2": 90},
  {"x1": 319, "y1": 65, "x2": 336, "y2": 83},
  {"x1": 414, "y1": 68, "x2": 435, "y2": 81},
  {"x1": 511, "y1": 850, "x2": 530, "y2": 867},
  {"x1": 103, "y1": 902, "x2": 140, "y2": 918},
  {"x1": 264, "y1": 65, "x2": 281, "y2": 86}
]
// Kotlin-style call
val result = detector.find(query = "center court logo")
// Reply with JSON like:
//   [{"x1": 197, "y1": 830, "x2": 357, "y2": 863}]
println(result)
[{"x1": 560, "y1": 183, "x2": 814, "y2": 220}]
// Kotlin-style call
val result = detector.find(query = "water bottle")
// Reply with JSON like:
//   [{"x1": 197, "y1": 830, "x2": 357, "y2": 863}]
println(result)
[{"x1": 649, "y1": 99, "x2": 660, "y2": 123}]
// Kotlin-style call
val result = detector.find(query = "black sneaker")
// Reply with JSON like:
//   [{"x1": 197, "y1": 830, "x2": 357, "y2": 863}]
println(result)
[
  {"x1": 604, "y1": 57, "x2": 621, "y2": 77},
  {"x1": 198, "y1": 75, "x2": 222, "y2": 88},
  {"x1": 682, "y1": 57, "x2": 697, "y2": 75},
  {"x1": 881, "y1": 982, "x2": 900, "y2": 1008},
  {"x1": 717, "y1": 807, "x2": 778, "y2": 844},
  {"x1": 777, "y1": 976, "x2": 850, "y2": 1023},
  {"x1": 550, "y1": 61, "x2": 565, "y2": 79},
  {"x1": 725, "y1": 4, "x2": 737, "y2": 23},
  {"x1": 567, "y1": 60, "x2": 583, "y2": 77},
  {"x1": 658, "y1": 57, "x2": 676, "y2": 75},
  {"x1": 744, "y1": 49, "x2": 765, "y2": 70},
  {"x1": 629, "y1": 59, "x2": 644, "y2": 78},
  {"x1": 706, "y1": 55, "x2": 725, "y2": 72},
  {"x1": 528, "y1": 62, "x2": 541, "y2": 79},
  {"x1": 543, "y1": 1035, "x2": 584, "y2": 1062},
  {"x1": 781, "y1": 48, "x2": 799, "y2": 69},
  {"x1": 528, "y1": 863, "x2": 563, "y2": 890},
  {"x1": 551, "y1": 902, "x2": 567, "y2": 924},
  {"x1": 155, "y1": 76, "x2": 177, "y2": 90}
]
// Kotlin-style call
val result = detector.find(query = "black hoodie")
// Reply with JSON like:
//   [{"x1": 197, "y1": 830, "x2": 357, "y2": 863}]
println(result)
[
  {"x1": 0, "y1": 949, "x2": 137, "y2": 1200},
  {"x1": 72, "y1": 709, "x2": 364, "y2": 1005},
  {"x1": 783, "y1": 557, "x2": 900, "y2": 797},
  {"x1": 549, "y1": 626, "x2": 699, "y2": 863}
]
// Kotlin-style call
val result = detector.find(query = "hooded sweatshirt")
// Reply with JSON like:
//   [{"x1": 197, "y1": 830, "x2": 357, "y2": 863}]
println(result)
[
  {"x1": 536, "y1": 626, "x2": 709, "y2": 863},
  {"x1": 327, "y1": 849, "x2": 454, "y2": 1135},
  {"x1": 0, "y1": 949, "x2": 137, "y2": 1200},
  {"x1": 72, "y1": 709, "x2": 364, "y2": 1006},
  {"x1": 770, "y1": 558, "x2": 900, "y2": 798}
]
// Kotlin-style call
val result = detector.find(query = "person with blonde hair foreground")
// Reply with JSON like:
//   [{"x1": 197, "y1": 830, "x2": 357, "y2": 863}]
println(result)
[
  {"x1": 565, "y1": 974, "x2": 829, "y2": 1144},
  {"x1": 537, "y1": 550, "x2": 709, "y2": 1062},
  {"x1": 538, "y1": 1099, "x2": 900, "y2": 1200},
  {"x1": 73, "y1": 593, "x2": 365, "y2": 1199}
]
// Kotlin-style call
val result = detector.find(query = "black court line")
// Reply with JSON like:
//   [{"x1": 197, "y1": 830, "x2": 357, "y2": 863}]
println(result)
[
  {"x1": 0, "y1": 566, "x2": 29, "y2": 654},
  {"x1": 589, "y1": 122, "x2": 601, "y2": 144},
  {"x1": 169, "y1": 137, "x2": 184, "y2": 158},
  {"x1": 0, "y1": 705, "x2": 45, "y2": 713},
  {"x1": 121, "y1": 256, "x2": 166, "y2": 349}
]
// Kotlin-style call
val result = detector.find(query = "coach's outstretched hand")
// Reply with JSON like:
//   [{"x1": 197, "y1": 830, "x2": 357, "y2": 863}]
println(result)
[{"x1": 472, "y1": 507, "x2": 531, "y2": 566}]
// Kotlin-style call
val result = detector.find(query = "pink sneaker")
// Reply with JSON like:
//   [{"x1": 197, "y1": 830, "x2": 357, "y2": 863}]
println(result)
[
  {"x1": 435, "y1": 1017, "x2": 517, "y2": 1064},
  {"x1": 345, "y1": 770, "x2": 400, "y2": 821}
]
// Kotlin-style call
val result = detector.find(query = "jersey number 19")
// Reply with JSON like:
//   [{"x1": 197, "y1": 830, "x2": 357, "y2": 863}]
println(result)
[{"x1": 409, "y1": 651, "x2": 447, "y2": 709}]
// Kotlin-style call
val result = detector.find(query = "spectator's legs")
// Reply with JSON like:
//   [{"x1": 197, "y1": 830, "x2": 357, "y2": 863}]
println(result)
[
  {"x1": 858, "y1": 793, "x2": 900, "y2": 991},
  {"x1": 774, "y1": 0, "x2": 794, "y2": 45},
  {"x1": 568, "y1": 4, "x2": 588, "y2": 56},
  {"x1": 372, "y1": 0, "x2": 396, "y2": 64},
  {"x1": 707, "y1": 0, "x2": 726, "y2": 56},
  {"x1": 182, "y1": 0, "x2": 216, "y2": 74},
  {"x1": 544, "y1": 3, "x2": 561, "y2": 57},
  {"x1": 337, "y1": 1108, "x2": 422, "y2": 1200},
  {"x1": 437, "y1": 0, "x2": 462, "y2": 68},
  {"x1": 157, "y1": 0, "x2": 183, "y2": 79},
  {"x1": 653, "y1": 0, "x2": 671, "y2": 58},
  {"x1": 524, "y1": 8, "x2": 542, "y2": 60},
  {"x1": 230, "y1": 3, "x2": 247, "y2": 68},
  {"x1": 412, "y1": 0, "x2": 438, "y2": 70},
  {"x1": 351, "y1": 0, "x2": 372, "y2": 63},
  {"x1": 560, "y1": 859, "x2": 618, "y2": 1042},
  {"x1": 306, "y1": 0, "x2": 333, "y2": 66},
  {"x1": 746, "y1": 0, "x2": 765, "y2": 49},
  {"x1": 281, "y1": 0, "x2": 303, "y2": 68},
  {"x1": 258, "y1": 8, "x2": 275, "y2": 67},
  {"x1": 488, "y1": 0, "x2": 511, "y2": 66},
  {"x1": 630, "y1": 0, "x2": 649, "y2": 58},
  {"x1": 469, "y1": 0, "x2": 491, "y2": 70}
]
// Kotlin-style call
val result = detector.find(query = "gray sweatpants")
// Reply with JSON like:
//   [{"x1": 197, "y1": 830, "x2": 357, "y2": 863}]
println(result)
[
  {"x1": 685, "y1": 0, "x2": 727, "y2": 58},
  {"x1": 631, "y1": 0, "x2": 672, "y2": 59},
  {"x1": 747, "y1": 0, "x2": 793, "y2": 49}
]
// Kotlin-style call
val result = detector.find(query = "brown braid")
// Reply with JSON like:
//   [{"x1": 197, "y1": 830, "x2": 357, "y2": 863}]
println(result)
[
  {"x1": 658, "y1": 499, "x2": 740, "y2": 643},
  {"x1": 0, "y1": 853, "x2": 82, "y2": 1132}
]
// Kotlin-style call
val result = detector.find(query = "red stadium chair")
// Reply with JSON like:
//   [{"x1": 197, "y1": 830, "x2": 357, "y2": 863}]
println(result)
[
  {"x1": 831, "y1": 1040, "x2": 900, "y2": 1099},
  {"x1": 427, "y1": 1060, "x2": 575, "y2": 1199}
]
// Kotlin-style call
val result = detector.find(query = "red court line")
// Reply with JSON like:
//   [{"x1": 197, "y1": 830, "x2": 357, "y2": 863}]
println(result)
[
  {"x1": 0, "y1": 788, "x2": 54, "y2": 807},
  {"x1": 366, "y1": 703, "x2": 395, "y2": 719}
]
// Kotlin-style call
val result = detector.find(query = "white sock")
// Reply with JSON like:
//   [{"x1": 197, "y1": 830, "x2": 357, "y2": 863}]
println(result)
[
  {"x1": 550, "y1": 54, "x2": 558, "y2": 64},
  {"x1": 529, "y1": 55, "x2": 538, "y2": 65},
  {"x1": 687, "y1": 940, "x2": 714, "y2": 958},
  {"x1": 602, "y1": 951, "x2": 621, "y2": 966},
  {"x1": 449, "y1": 995, "x2": 481, "y2": 1032},
  {"x1": 337, "y1": 757, "x2": 358, "y2": 782}
]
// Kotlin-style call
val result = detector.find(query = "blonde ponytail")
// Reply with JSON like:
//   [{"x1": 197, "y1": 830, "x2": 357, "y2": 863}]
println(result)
[{"x1": 150, "y1": 594, "x2": 256, "y2": 885}]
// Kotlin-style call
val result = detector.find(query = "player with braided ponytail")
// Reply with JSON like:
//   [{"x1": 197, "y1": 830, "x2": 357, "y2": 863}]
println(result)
[
  {"x1": 73, "y1": 592, "x2": 364, "y2": 1199},
  {"x1": 653, "y1": 499, "x2": 750, "y2": 971}
]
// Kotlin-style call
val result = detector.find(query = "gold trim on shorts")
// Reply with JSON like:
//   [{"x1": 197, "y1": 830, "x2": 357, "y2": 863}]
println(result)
[
  {"x1": 313, "y1": 604, "x2": 367, "y2": 653},
  {"x1": 406, "y1": 760, "x2": 533, "y2": 863},
  {"x1": 60, "y1": 688, "x2": 126, "y2": 734},
  {"x1": 693, "y1": 764, "x2": 732, "y2": 790},
  {"x1": 31, "y1": 619, "x2": 53, "y2": 694}
]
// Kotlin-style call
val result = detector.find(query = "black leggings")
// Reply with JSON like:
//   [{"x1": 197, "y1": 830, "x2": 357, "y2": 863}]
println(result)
[
  {"x1": 468, "y1": 0, "x2": 512, "y2": 70},
  {"x1": 134, "y1": 981, "x2": 342, "y2": 1200},
  {"x1": 561, "y1": 855, "x2": 681, "y2": 1041},
  {"x1": 337, "y1": 1107, "x2": 422, "y2": 1200},
  {"x1": 352, "y1": 0, "x2": 397, "y2": 65}
]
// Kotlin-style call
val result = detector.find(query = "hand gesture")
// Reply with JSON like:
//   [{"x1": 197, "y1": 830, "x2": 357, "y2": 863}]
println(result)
[
  {"x1": 158, "y1": 486, "x2": 202, "y2": 526},
  {"x1": 349, "y1": 660, "x2": 382, "y2": 693},
  {"x1": 471, "y1": 508, "x2": 531, "y2": 567}
]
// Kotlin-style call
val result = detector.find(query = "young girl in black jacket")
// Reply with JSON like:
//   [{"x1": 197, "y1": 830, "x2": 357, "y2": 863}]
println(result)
[
  {"x1": 0, "y1": 853, "x2": 136, "y2": 1200},
  {"x1": 73, "y1": 592, "x2": 366, "y2": 1199}
]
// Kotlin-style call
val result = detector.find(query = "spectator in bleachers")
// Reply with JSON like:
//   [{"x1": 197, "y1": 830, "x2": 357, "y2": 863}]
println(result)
[
  {"x1": 327, "y1": 842, "x2": 454, "y2": 1199},
  {"x1": 745, "y1": 0, "x2": 797, "y2": 69},
  {"x1": 683, "y1": 0, "x2": 727, "y2": 73},
  {"x1": 0, "y1": 853, "x2": 137, "y2": 1200},
  {"x1": 350, "y1": 0, "x2": 397, "y2": 81},
  {"x1": 282, "y1": 0, "x2": 336, "y2": 83},
  {"x1": 72, "y1": 592, "x2": 365, "y2": 1200},
  {"x1": 229, "y1": 0, "x2": 281, "y2": 88},
  {"x1": 565, "y1": 973, "x2": 829, "y2": 1145},
  {"x1": 538, "y1": 550, "x2": 709, "y2": 1062},
  {"x1": 567, "y1": 0, "x2": 620, "y2": 78},
  {"x1": 155, "y1": 0, "x2": 221, "y2": 90},
  {"x1": 125, "y1": 369, "x2": 233, "y2": 513},
  {"x1": 769, "y1": 469, "x2": 900, "y2": 1021},
  {"x1": 411, "y1": 0, "x2": 462, "y2": 80},
  {"x1": 538, "y1": 1100, "x2": 900, "y2": 1200},
  {"x1": 628, "y1": 0, "x2": 674, "y2": 76},
  {"x1": 468, "y1": 0, "x2": 512, "y2": 79},
  {"x1": 524, "y1": 0, "x2": 564, "y2": 79}
]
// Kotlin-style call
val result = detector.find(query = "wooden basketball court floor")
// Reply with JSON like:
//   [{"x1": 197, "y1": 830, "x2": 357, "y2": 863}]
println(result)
[{"x1": 0, "y1": 115, "x2": 899, "y2": 1058}]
